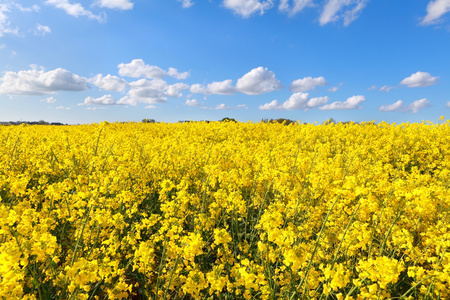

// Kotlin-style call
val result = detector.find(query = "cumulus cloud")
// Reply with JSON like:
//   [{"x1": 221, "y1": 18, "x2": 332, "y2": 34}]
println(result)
[
  {"x1": 0, "y1": 66, "x2": 88, "y2": 95},
  {"x1": 222, "y1": 0, "x2": 274, "y2": 18},
  {"x1": 97, "y1": 0, "x2": 134, "y2": 10},
  {"x1": 207, "y1": 80, "x2": 236, "y2": 95},
  {"x1": 167, "y1": 67, "x2": 190, "y2": 80},
  {"x1": 117, "y1": 78, "x2": 188, "y2": 105},
  {"x1": 90, "y1": 74, "x2": 128, "y2": 92},
  {"x1": 118, "y1": 79, "x2": 168, "y2": 105},
  {"x1": 216, "y1": 103, "x2": 231, "y2": 110},
  {"x1": 320, "y1": 0, "x2": 367, "y2": 26},
  {"x1": 421, "y1": 0, "x2": 450, "y2": 25},
  {"x1": 45, "y1": 0, "x2": 105, "y2": 21},
  {"x1": 190, "y1": 79, "x2": 235, "y2": 95},
  {"x1": 259, "y1": 92, "x2": 329, "y2": 110},
  {"x1": 80, "y1": 94, "x2": 119, "y2": 106},
  {"x1": 290, "y1": 76, "x2": 327, "y2": 92},
  {"x1": 166, "y1": 83, "x2": 190, "y2": 97},
  {"x1": 319, "y1": 95, "x2": 365, "y2": 110},
  {"x1": 190, "y1": 84, "x2": 208, "y2": 94},
  {"x1": 186, "y1": 99, "x2": 202, "y2": 107},
  {"x1": 408, "y1": 98, "x2": 430, "y2": 113},
  {"x1": 279, "y1": 0, "x2": 313, "y2": 16},
  {"x1": 378, "y1": 99, "x2": 431, "y2": 113},
  {"x1": 378, "y1": 100, "x2": 404, "y2": 112},
  {"x1": 35, "y1": 24, "x2": 51, "y2": 36},
  {"x1": 177, "y1": 0, "x2": 194, "y2": 8},
  {"x1": 259, "y1": 100, "x2": 281, "y2": 110},
  {"x1": 400, "y1": 71, "x2": 439, "y2": 87},
  {"x1": 118, "y1": 59, "x2": 189, "y2": 80},
  {"x1": 235, "y1": 67, "x2": 281, "y2": 95}
]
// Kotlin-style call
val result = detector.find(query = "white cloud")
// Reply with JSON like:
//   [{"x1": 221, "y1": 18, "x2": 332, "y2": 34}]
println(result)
[
  {"x1": 56, "y1": 106, "x2": 72, "y2": 110},
  {"x1": 379, "y1": 85, "x2": 395, "y2": 92},
  {"x1": 327, "y1": 86, "x2": 339, "y2": 92},
  {"x1": 236, "y1": 66, "x2": 281, "y2": 95},
  {"x1": 35, "y1": 24, "x2": 51, "y2": 36},
  {"x1": 378, "y1": 99, "x2": 431, "y2": 113},
  {"x1": 166, "y1": 83, "x2": 190, "y2": 97},
  {"x1": 400, "y1": 71, "x2": 439, "y2": 87},
  {"x1": 320, "y1": 0, "x2": 367, "y2": 26},
  {"x1": 279, "y1": 0, "x2": 313, "y2": 16},
  {"x1": 45, "y1": 0, "x2": 105, "y2": 22},
  {"x1": 207, "y1": 80, "x2": 236, "y2": 95},
  {"x1": 190, "y1": 79, "x2": 236, "y2": 95},
  {"x1": 186, "y1": 99, "x2": 202, "y2": 106},
  {"x1": 190, "y1": 84, "x2": 208, "y2": 94},
  {"x1": 259, "y1": 92, "x2": 329, "y2": 110},
  {"x1": 407, "y1": 98, "x2": 430, "y2": 113},
  {"x1": 259, "y1": 99, "x2": 281, "y2": 110},
  {"x1": 118, "y1": 59, "x2": 189, "y2": 79},
  {"x1": 422, "y1": 0, "x2": 450, "y2": 25},
  {"x1": 222, "y1": 0, "x2": 274, "y2": 18},
  {"x1": 86, "y1": 106, "x2": 106, "y2": 110},
  {"x1": 378, "y1": 100, "x2": 404, "y2": 112},
  {"x1": 290, "y1": 76, "x2": 327, "y2": 92},
  {"x1": 167, "y1": 67, "x2": 190, "y2": 80},
  {"x1": 282, "y1": 92, "x2": 310, "y2": 109},
  {"x1": 97, "y1": 0, "x2": 134, "y2": 10},
  {"x1": 118, "y1": 59, "x2": 166, "y2": 78},
  {"x1": 216, "y1": 103, "x2": 230, "y2": 110},
  {"x1": 118, "y1": 79, "x2": 167, "y2": 105},
  {"x1": 0, "y1": 4, "x2": 19, "y2": 37},
  {"x1": 307, "y1": 96, "x2": 329, "y2": 107},
  {"x1": 15, "y1": 4, "x2": 40, "y2": 12},
  {"x1": 319, "y1": 95, "x2": 365, "y2": 110},
  {"x1": 43, "y1": 96, "x2": 57, "y2": 103},
  {"x1": 327, "y1": 82, "x2": 343, "y2": 92},
  {"x1": 216, "y1": 103, "x2": 246, "y2": 109},
  {"x1": 0, "y1": 44, "x2": 5, "y2": 49},
  {"x1": 80, "y1": 94, "x2": 119, "y2": 105},
  {"x1": 0, "y1": 66, "x2": 88, "y2": 95},
  {"x1": 367, "y1": 85, "x2": 377, "y2": 91},
  {"x1": 118, "y1": 78, "x2": 188, "y2": 105},
  {"x1": 177, "y1": 0, "x2": 194, "y2": 8},
  {"x1": 90, "y1": 74, "x2": 128, "y2": 91},
  {"x1": 446, "y1": 101, "x2": 450, "y2": 108}
]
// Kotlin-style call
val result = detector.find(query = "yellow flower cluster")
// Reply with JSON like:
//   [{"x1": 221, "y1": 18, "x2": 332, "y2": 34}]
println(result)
[{"x1": 1, "y1": 119, "x2": 449, "y2": 299}]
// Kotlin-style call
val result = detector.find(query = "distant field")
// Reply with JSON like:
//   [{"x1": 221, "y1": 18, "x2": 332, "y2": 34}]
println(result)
[{"x1": 1, "y1": 121, "x2": 449, "y2": 299}]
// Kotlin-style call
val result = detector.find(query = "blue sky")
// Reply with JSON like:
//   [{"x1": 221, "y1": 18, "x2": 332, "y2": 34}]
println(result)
[{"x1": 0, "y1": 0, "x2": 449, "y2": 124}]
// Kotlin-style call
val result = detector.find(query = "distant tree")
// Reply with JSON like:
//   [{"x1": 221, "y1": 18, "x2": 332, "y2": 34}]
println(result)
[
  {"x1": 322, "y1": 118, "x2": 336, "y2": 125},
  {"x1": 142, "y1": 118, "x2": 156, "y2": 123},
  {"x1": 272, "y1": 118, "x2": 296, "y2": 125},
  {"x1": 220, "y1": 117, "x2": 237, "y2": 122}
]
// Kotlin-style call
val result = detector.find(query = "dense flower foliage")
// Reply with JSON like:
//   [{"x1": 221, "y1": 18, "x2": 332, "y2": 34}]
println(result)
[{"x1": 0, "y1": 120, "x2": 449, "y2": 299}]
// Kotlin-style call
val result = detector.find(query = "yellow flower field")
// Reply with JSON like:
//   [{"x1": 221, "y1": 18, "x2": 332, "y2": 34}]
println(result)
[{"x1": 0, "y1": 120, "x2": 449, "y2": 299}]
